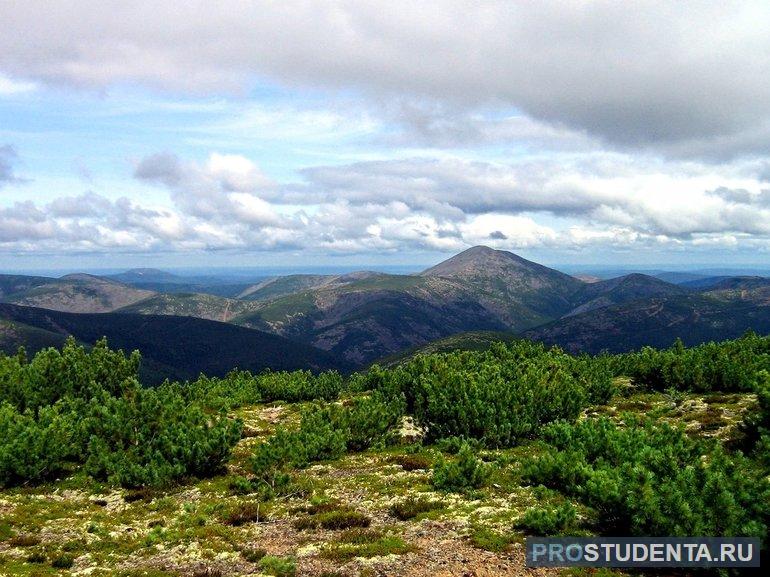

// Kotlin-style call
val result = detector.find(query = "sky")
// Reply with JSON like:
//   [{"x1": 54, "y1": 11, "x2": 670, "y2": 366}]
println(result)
[{"x1": 2, "y1": 1, "x2": 770, "y2": 272}]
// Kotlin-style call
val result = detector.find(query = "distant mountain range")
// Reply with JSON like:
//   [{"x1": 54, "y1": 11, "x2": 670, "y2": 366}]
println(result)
[{"x1": 2, "y1": 247, "x2": 770, "y2": 370}]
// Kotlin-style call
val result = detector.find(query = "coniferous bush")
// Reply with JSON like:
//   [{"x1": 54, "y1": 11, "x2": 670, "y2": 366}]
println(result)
[
  {"x1": 251, "y1": 392, "x2": 404, "y2": 490},
  {"x1": 612, "y1": 332, "x2": 770, "y2": 392},
  {"x1": 0, "y1": 340, "x2": 242, "y2": 488},
  {"x1": 523, "y1": 417, "x2": 770, "y2": 538},
  {"x1": 432, "y1": 443, "x2": 489, "y2": 492},
  {"x1": 364, "y1": 341, "x2": 613, "y2": 447}
]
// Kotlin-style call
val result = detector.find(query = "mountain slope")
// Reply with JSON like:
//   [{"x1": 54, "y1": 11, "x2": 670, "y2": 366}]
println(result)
[
  {"x1": 233, "y1": 273, "x2": 507, "y2": 365},
  {"x1": 0, "y1": 274, "x2": 60, "y2": 300},
  {"x1": 420, "y1": 245, "x2": 584, "y2": 326},
  {"x1": 117, "y1": 293, "x2": 261, "y2": 323},
  {"x1": 238, "y1": 271, "x2": 383, "y2": 302},
  {"x1": 564, "y1": 273, "x2": 687, "y2": 317},
  {"x1": 523, "y1": 294, "x2": 770, "y2": 354},
  {"x1": 0, "y1": 303, "x2": 348, "y2": 383},
  {"x1": 3, "y1": 274, "x2": 155, "y2": 313}
]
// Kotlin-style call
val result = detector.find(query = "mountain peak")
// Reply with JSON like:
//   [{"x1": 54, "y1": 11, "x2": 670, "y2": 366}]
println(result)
[{"x1": 420, "y1": 245, "x2": 556, "y2": 278}]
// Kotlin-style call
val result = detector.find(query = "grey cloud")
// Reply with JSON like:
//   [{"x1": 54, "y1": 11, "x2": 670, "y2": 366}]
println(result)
[
  {"x1": 134, "y1": 153, "x2": 182, "y2": 187},
  {"x1": 0, "y1": 145, "x2": 20, "y2": 184},
  {"x1": 1, "y1": 2, "x2": 770, "y2": 153},
  {"x1": 47, "y1": 192, "x2": 113, "y2": 218},
  {"x1": 707, "y1": 187, "x2": 770, "y2": 206}
]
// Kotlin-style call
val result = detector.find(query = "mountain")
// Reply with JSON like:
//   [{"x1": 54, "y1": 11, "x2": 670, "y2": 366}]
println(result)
[
  {"x1": 419, "y1": 246, "x2": 583, "y2": 326},
  {"x1": 233, "y1": 273, "x2": 507, "y2": 365},
  {"x1": 523, "y1": 294, "x2": 770, "y2": 354},
  {"x1": 564, "y1": 273, "x2": 687, "y2": 317},
  {"x1": 0, "y1": 303, "x2": 348, "y2": 383},
  {"x1": 682, "y1": 275, "x2": 770, "y2": 291},
  {"x1": 0, "y1": 274, "x2": 60, "y2": 300},
  {"x1": 2, "y1": 274, "x2": 154, "y2": 313}
]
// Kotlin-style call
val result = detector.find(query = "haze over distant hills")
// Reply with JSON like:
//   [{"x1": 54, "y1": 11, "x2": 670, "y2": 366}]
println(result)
[{"x1": 2, "y1": 246, "x2": 770, "y2": 369}]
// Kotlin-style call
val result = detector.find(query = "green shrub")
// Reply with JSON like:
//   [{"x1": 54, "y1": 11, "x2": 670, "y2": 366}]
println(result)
[
  {"x1": 523, "y1": 417, "x2": 770, "y2": 538},
  {"x1": 389, "y1": 453, "x2": 432, "y2": 471},
  {"x1": 0, "y1": 340, "x2": 242, "y2": 488},
  {"x1": 51, "y1": 554, "x2": 75, "y2": 569},
  {"x1": 0, "y1": 401, "x2": 78, "y2": 487},
  {"x1": 83, "y1": 384, "x2": 242, "y2": 487},
  {"x1": 251, "y1": 393, "x2": 403, "y2": 489},
  {"x1": 517, "y1": 502, "x2": 577, "y2": 535},
  {"x1": 432, "y1": 443, "x2": 488, "y2": 492},
  {"x1": 468, "y1": 526, "x2": 514, "y2": 552},
  {"x1": 390, "y1": 497, "x2": 444, "y2": 520},
  {"x1": 613, "y1": 333, "x2": 770, "y2": 392},
  {"x1": 365, "y1": 341, "x2": 613, "y2": 447},
  {"x1": 0, "y1": 337, "x2": 139, "y2": 412},
  {"x1": 318, "y1": 509, "x2": 371, "y2": 530}
]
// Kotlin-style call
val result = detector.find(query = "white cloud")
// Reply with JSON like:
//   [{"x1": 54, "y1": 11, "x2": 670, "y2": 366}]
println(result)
[
  {"x1": 4, "y1": 147, "x2": 770, "y2": 259},
  {"x1": 0, "y1": 74, "x2": 35, "y2": 96}
]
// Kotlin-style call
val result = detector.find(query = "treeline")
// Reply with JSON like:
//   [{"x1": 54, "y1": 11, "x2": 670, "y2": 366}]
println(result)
[{"x1": 4, "y1": 332, "x2": 770, "y2": 502}]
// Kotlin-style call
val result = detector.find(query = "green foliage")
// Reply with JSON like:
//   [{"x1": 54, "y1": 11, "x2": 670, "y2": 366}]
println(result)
[
  {"x1": 0, "y1": 337, "x2": 139, "y2": 412},
  {"x1": 468, "y1": 526, "x2": 514, "y2": 552},
  {"x1": 390, "y1": 496, "x2": 444, "y2": 520},
  {"x1": 517, "y1": 502, "x2": 578, "y2": 535},
  {"x1": 251, "y1": 392, "x2": 404, "y2": 490},
  {"x1": 182, "y1": 369, "x2": 343, "y2": 410},
  {"x1": 0, "y1": 401, "x2": 78, "y2": 486},
  {"x1": 258, "y1": 555, "x2": 296, "y2": 577},
  {"x1": 0, "y1": 340, "x2": 241, "y2": 488},
  {"x1": 523, "y1": 417, "x2": 770, "y2": 538},
  {"x1": 364, "y1": 341, "x2": 615, "y2": 447},
  {"x1": 613, "y1": 332, "x2": 770, "y2": 392},
  {"x1": 292, "y1": 506, "x2": 371, "y2": 531},
  {"x1": 83, "y1": 384, "x2": 242, "y2": 487},
  {"x1": 432, "y1": 443, "x2": 489, "y2": 492},
  {"x1": 321, "y1": 532, "x2": 413, "y2": 560}
]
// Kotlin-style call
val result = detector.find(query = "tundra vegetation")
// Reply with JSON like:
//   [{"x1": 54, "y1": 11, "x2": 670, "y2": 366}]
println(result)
[{"x1": 0, "y1": 333, "x2": 768, "y2": 575}]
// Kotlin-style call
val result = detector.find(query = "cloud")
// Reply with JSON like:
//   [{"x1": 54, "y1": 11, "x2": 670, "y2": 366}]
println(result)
[
  {"x1": 0, "y1": 73, "x2": 35, "y2": 95},
  {"x1": 2, "y1": 1, "x2": 770, "y2": 154},
  {"x1": 5, "y1": 147, "x2": 770, "y2": 259},
  {"x1": 0, "y1": 145, "x2": 21, "y2": 185}
]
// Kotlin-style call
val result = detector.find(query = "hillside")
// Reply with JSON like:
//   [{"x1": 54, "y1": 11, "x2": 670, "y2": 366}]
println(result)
[
  {"x1": 117, "y1": 293, "x2": 261, "y2": 323},
  {"x1": 234, "y1": 274, "x2": 507, "y2": 365},
  {"x1": 564, "y1": 273, "x2": 687, "y2": 317},
  {"x1": 0, "y1": 303, "x2": 348, "y2": 382},
  {"x1": 0, "y1": 274, "x2": 60, "y2": 299},
  {"x1": 523, "y1": 294, "x2": 770, "y2": 354},
  {"x1": 2, "y1": 274, "x2": 154, "y2": 313}
]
